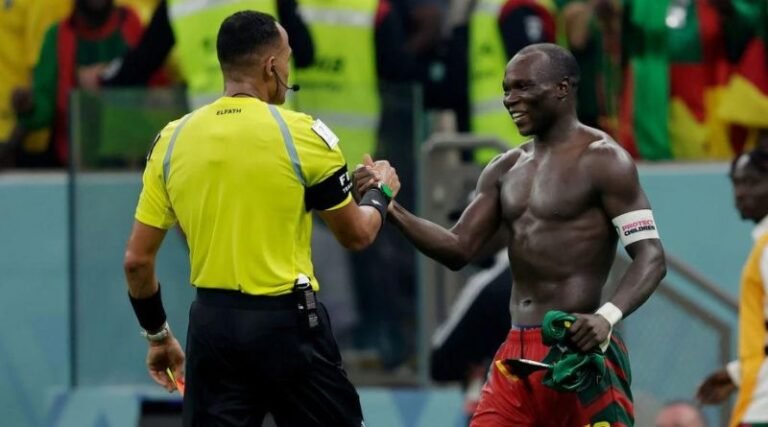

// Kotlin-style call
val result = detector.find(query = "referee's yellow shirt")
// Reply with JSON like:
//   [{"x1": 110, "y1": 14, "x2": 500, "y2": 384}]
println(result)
[{"x1": 135, "y1": 96, "x2": 352, "y2": 295}]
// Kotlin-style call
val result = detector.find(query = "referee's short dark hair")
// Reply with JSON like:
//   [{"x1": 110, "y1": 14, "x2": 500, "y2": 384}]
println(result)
[{"x1": 217, "y1": 10, "x2": 280, "y2": 71}]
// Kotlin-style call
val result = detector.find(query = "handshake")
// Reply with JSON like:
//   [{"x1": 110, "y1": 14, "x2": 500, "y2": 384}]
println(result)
[{"x1": 353, "y1": 154, "x2": 401, "y2": 205}]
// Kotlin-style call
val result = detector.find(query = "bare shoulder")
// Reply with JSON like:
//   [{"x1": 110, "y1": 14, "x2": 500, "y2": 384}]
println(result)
[
  {"x1": 483, "y1": 145, "x2": 528, "y2": 176},
  {"x1": 477, "y1": 145, "x2": 527, "y2": 190},
  {"x1": 579, "y1": 128, "x2": 637, "y2": 179}
]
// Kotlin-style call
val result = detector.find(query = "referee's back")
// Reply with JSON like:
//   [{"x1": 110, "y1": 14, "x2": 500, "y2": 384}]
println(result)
[
  {"x1": 137, "y1": 96, "x2": 348, "y2": 296},
  {"x1": 124, "y1": 11, "x2": 399, "y2": 427}
]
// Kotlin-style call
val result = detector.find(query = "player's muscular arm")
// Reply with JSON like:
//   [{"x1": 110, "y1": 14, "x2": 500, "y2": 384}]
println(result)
[
  {"x1": 387, "y1": 154, "x2": 509, "y2": 271},
  {"x1": 588, "y1": 142, "x2": 667, "y2": 317}
]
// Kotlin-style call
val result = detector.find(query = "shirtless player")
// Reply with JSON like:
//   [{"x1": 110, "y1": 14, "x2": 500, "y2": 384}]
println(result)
[{"x1": 356, "y1": 43, "x2": 666, "y2": 426}]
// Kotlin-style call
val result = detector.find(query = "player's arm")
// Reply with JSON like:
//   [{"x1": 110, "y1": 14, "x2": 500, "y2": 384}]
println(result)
[
  {"x1": 569, "y1": 141, "x2": 666, "y2": 352},
  {"x1": 591, "y1": 142, "x2": 667, "y2": 317},
  {"x1": 381, "y1": 153, "x2": 508, "y2": 271}
]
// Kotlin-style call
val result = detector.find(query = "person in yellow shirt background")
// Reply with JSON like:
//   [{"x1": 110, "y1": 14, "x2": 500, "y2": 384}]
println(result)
[
  {"x1": 0, "y1": 0, "x2": 169, "y2": 169},
  {"x1": 698, "y1": 147, "x2": 768, "y2": 426},
  {"x1": 0, "y1": 0, "x2": 69, "y2": 168}
]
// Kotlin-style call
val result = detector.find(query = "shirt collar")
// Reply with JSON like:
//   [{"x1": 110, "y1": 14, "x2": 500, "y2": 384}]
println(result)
[{"x1": 752, "y1": 215, "x2": 768, "y2": 241}]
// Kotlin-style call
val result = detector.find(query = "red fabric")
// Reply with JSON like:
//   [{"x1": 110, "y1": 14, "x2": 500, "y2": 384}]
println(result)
[
  {"x1": 375, "y1": 0, "x2": 391, "y2": 27},
  {"x1": 737, "y1": 38, "x2": 768, "y2": 95},
  {"x1": 730, "y1": 125, "x2": 750, "y2": 154},
  {"x1": 470, "y1": 328, "x2": 633, "y2": 427},
  {"x1": 119, "y1": 9, "x2": 143, "y2": 46},
  {"x1": 499, "y1": 0, "x2": 556, "y2": 42},
  {"x1": 54, "y1": 7, "x2": 145, "y2": 164},
  {"x1": 619, "y1": 66, "x2": 640, "y2": 158},
  {"x1": 55, "y1": 19, "x2": 78, "y2": 165}
]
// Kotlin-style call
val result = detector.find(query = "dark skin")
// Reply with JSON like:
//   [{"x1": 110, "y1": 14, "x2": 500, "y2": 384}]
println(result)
[
  {"x1": 697, "y1": 153, "x2": 768, "y2": 403},
  {"x1": 357, "y1": 49, "x2": 666, "y2": 352}
]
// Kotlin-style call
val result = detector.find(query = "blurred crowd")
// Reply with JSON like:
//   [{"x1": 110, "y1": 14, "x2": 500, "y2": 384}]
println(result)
[{"x1": 1, "y1": 0, "x2": 767, "y2": 171}]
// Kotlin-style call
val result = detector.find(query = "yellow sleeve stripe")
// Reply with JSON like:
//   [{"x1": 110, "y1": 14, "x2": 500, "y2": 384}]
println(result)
[
  {"x1": 268, "y1": 104, "x2": 306, "y2": 186},
  {"x1": 163, "y1": 113, "x2": 195, "y2": 184}
]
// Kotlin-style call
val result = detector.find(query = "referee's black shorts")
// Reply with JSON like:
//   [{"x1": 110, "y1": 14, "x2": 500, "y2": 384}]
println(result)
[{"x1": 182, "y1": 288, "x2": 364, "y2": 427}]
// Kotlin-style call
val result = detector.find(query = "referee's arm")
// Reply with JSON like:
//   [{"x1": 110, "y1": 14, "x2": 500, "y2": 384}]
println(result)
[
  {"x1": 298, "y1": 117, "x2": 399, "y2": 251},
  {"x1": 318, "y1": 201, "x2": 384, "y2": 251},
  {"x1": 310, "y1": 160, "x2": 399, "y2": 251},
  {"x1": 123, "y1": 128, "x2": 185, "y2": 393}
]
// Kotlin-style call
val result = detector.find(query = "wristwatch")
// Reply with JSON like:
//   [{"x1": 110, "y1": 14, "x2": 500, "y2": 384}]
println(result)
[
  {"x1": 377, "y1": 182, "x2": 394, "y2": 203},
  {"x1": 141, "y1": 322, "x2": 170, "y2": 342}
]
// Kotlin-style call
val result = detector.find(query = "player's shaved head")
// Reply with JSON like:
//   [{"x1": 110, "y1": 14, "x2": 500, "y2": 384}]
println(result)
[{"x1": 515, "y1": 43, "x2": 580, "y2": 89}]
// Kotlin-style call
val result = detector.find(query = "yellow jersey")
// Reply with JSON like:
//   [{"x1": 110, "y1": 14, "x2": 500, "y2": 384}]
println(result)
[{"x1": 135, "y1": 96, "x2": 352, "y2": 295}]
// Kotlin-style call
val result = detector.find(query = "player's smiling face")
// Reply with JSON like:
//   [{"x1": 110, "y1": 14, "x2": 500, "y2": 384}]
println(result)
[{"x1": 502, "y1": 52, "x2": 563, "y2": 137}]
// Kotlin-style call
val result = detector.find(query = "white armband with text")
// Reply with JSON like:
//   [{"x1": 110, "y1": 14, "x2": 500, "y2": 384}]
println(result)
[{"x1": 612, "y1": 209, "x2": 660, "y2": 247}]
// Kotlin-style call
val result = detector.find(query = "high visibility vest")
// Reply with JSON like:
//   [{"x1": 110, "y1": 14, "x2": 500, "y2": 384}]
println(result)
[
  {"x1": 293, "y1": 0, "x2": 379, "y2": 166},
  {"x1": 168, "y1": 0, "x2": 276, "y2": 108},
  {"x1": 470, "y1": 0, "x2": 556, "y2": 162}
]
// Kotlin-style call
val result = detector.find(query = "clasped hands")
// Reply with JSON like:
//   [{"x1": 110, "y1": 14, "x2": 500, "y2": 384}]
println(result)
[{"x1": 353, "y1": 154, "x2": 401, "y2": 205}]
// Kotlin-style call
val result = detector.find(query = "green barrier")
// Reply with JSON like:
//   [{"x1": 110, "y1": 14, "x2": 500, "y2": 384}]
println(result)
[{"x1": 71, "y1": 88, "x2": 189, "y2": 169}]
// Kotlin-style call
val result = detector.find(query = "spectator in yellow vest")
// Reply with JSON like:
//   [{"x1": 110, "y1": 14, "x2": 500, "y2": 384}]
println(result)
[{"x1": 77, "y1": 1, "x2": 313, "y2": 96}]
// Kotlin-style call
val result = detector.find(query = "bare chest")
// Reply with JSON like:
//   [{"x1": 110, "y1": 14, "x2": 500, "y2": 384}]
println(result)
[{"x1": 499, "y1": 157, "x2": 594, "y2": 222}]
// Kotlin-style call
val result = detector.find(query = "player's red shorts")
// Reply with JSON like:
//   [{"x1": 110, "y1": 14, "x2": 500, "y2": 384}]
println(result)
[{"x1": 471, "y1": 326, "x2": 633, "y2": 427}]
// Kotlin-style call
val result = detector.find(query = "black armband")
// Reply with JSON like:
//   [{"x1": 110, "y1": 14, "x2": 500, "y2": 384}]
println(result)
[
  {"x1": 129, "y1": 284, "x2": 167, "y2": 332},
  {"x1": 359, "y1": 188, "x2": 388, "y2": 222},
  {"x1": 305, "y1": 165, "x2": 352, "y2": 211}
]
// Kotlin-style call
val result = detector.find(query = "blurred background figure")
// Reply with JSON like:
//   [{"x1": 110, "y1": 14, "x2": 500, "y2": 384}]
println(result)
[
  {"x1": 698, "y1": 148, "x2": 768, "y2": 426},
  {"x1": 656, "y1": 400, "x2": 708, "y2": 427},
  {"x1": 337, "y1": 0, "x2": 445, "y2": 371},
  {"x1": 11, "y1": 0, "x2": 161, "y2": 168},
  {"x1": 558, "y1": 0, "x2": 621, "y2": 135},
  {"x1": 77, "y1": 0, "x2": 313, "y2": 107},
  {"x1": 429, "y1": 251, "x2": 511, "y2": 425},
  {"x1": 0, "y1": 0, "x2": 71, "y2": 168}
]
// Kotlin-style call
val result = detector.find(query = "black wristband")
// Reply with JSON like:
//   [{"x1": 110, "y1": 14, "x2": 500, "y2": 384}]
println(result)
[
  {"x1": 359, "y1": 188, "x2": 388, "y2": 222},
  {"x1": 129, "y1": 284, "x2": 167, "y2": 333}
]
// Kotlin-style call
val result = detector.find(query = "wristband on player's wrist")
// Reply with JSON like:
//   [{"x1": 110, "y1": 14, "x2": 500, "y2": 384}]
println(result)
[
  {"x1": 595, "y1": 302, "x2": 623, "y2": 327},
  {"x1": 360, "y1": 188, "x2": 388, "y2": 222}
]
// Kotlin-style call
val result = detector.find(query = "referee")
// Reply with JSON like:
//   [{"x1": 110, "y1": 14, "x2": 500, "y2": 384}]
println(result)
[{"x1": 123, "y1": 11, "x2": 399, "y2": 427}]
